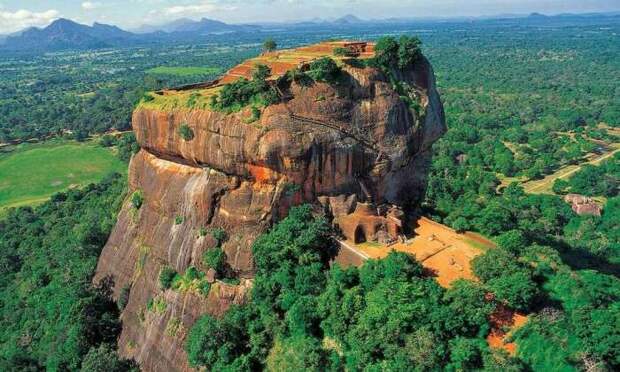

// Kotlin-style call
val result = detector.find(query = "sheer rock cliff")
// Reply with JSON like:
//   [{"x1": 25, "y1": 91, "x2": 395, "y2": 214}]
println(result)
[{"x1": 94, "y1": 52, "x2": 446, "y2": 371}]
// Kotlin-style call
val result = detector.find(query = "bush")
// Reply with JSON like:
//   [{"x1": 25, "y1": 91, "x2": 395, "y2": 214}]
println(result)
[
  {"x1": 178, "y1": 123, "x2": 194, "y2": 141},
  {"x1": 211, "y1": 228, "x2": 227, "y2": 247},
  {"x1": 374, "y1": 36, "x2": 399, "y2": 68},
  {"x1": 80, "y1": 343, "x2": 138, "y2": 372},
  {"x1": 203, "y1": 248, "x2": 227, "y2": 274},
  {"x1": 487, "y1": 271, "x2": 538, "y2": 311},
  {"x1": 159, "y1": 266, "x2": 177, "y2": 290},
  {"x1": 186, "y1": 306, "x2": 252, "y2": 369},
  {"x1": 552, "y1": 178, "x2": 570, "y2": 194},
  {"x1": 287, "y1": 68, "x2": 313, "y2": 87},
  {"x1": 397, "y1": 35, "x2": 423, "y2": 69},
  {"x1": 118, "y1": 285, "x2": 131, "y2": 311},
  {"x1": 175, "y1": 216, "x2": 184, "y2": 225},
  {"x1": 374, "y1": 35, "x2": 422, "y2": 70},
  {"x1": 116, "y1": 133, "x2": 139, "y2": 162},
  {"x1": 130, "y1": 190, "x2": 144, "y2": 209},
  {"x1": 99, "y1": 134, "x2": 116, "y2": 147},
  {"x1": 307, "y1": 57, "x2": 342, "y2": 83},
  {"x1": 472, "y1": 248, "x2": 519, "y2": 282},
  {"x1": 212, "y1": 64, "x2": 279, "y2": 112}
]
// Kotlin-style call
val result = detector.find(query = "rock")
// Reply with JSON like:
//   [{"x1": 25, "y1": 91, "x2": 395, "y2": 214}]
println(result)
[
  {"x1": 94, "y1": 42, "x2": 446, "y2": 371},
  {"x1": 206, "y1": 269, "x2": 217, "y2": 284}
]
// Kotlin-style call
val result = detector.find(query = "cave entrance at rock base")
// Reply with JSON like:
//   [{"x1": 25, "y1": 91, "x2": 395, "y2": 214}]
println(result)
[{"x1": 354, "y1": 225, "x2": 366, "y2": 244}]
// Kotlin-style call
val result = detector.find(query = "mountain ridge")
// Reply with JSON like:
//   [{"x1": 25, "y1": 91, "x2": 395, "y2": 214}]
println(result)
[{"x1": 2, "y1": 12, "x2": 618, "y2": 53}]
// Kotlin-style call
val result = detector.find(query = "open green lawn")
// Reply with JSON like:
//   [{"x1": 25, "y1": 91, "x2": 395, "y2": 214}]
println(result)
[
  {"x1": 146, "y1": 66, "x2": 222, "y2": 76},
  {"x1": 0, "y1": 139, "x2": 126, "y2": 215}
]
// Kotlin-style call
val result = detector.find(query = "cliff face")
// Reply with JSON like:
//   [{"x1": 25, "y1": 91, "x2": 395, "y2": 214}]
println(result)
[{"x1": 94, "y1": 49, "x2": 446, "y2": 371}]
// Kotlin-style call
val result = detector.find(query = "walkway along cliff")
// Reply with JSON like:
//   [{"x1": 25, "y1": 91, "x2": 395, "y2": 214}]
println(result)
[{"x1": 94, "y1": 41, "x2": 446, "y2": 371}]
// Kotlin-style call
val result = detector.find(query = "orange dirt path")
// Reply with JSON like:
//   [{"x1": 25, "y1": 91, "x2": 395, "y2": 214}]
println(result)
[
  {"x1": 486, "y1": 305, "x2": 528, "y2": 355},
  {"x1": 347, "y1": 217, "x2": 496, "y2": 287}
]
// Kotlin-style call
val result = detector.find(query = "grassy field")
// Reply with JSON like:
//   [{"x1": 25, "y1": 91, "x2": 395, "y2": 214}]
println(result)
[
  {"x1": 521, "y1": 146, "x2": 619, "y2": 194},
  {"x1": 146, "y1": 66, "x2": 222, "y2": 76},
  {"x1": 0, "y1": 139, "x2": 126, "y2": 215}
]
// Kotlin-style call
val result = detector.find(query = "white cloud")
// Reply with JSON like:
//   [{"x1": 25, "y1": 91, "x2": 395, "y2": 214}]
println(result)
[
  {"x1": 82, "y1": 2, "x2": 103, "y2": 10},
  {"x1": 162, "y1": 1, "x2": 237, "y2": 16},
  {"x1": 0, "y1": 9, "x2": 60, "y2": 34}
]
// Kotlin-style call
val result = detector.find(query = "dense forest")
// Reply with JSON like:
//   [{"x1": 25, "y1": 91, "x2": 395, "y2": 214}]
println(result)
[
  {"x1": 0, "y1": 47, "x2": 256, "y2": 142},
  {"x1": 185, "y1": 204, "x2": 619, "y2": 371},
  {"x1": 0, "y1": 174, "x2": 135, "y2": 370},
  {"x1": 0, "y1": 14, "x2": 618, "y2": 372}
]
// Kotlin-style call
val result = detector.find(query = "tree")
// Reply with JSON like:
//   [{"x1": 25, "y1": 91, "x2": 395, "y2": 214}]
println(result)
[
  {"x1": 263, "y1": 38, "x2": 277, "y2": 52},
  {"x1": 495, "y1": 230, "x2": 528, "y2": 255},
  {"x1": 487, "y1": 270, "x2": 538, "y2": 311},
  {"x1": 552, "y1": 179, "x2": 570, "y2": 194},
  {"x1": 403, "y1": 328, "x2": 445, "y2": 370},
  {"x1": 444, "y1": 280, "x2": 495, "y2": 336},
  {"x1": 80, "y1": 344, "x2": 138, "y2": 372},
  {"x1": 202, "y1": 248, "x2": 227, "y2": 275},
  {"x1": 397, "y1": 35, "x2": 422, "y2": 69},
  {"x1": 74, "y1": 129, "x2": 89, "y2": 142},
  {"x1": 266, "y1": 335, "x2": 326, "y2": 371},
  {"x1": 472, "y1": 249, "x2": 519, "y2": 283},
  {"x1": 374, "y1": 36, "x2": 399, "y2": 68},
  {"x1": 186, "y1": 306, "x2": 253, "y2": 369},
  {"x1": 307, "y1": 57, "x2": 342, "y2": 83},
  {"x1": 159, "y1": 266, "x2": 177, "y2": 289},
  {"x1": 447, "y1": 337, "x2": 486, "y2": 371}
]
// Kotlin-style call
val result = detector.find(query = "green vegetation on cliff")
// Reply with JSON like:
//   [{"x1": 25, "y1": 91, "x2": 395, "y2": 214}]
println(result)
[{"x1": 210, "y1": 64, "x2": 281, "y2": 113}]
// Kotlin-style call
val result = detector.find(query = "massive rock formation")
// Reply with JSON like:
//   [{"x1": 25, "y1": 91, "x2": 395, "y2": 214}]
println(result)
[{"x1": 94, "y1": 42, "x2": 446, "y2": 371}]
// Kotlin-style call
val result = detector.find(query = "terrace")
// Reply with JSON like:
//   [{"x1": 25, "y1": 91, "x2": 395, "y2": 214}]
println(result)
[
  {"x1": 335, "y1": 216, "x2": 496, "y2": 288},
  {"x1": 140, "y1": 41, "x2": 376, "y2": 111}
]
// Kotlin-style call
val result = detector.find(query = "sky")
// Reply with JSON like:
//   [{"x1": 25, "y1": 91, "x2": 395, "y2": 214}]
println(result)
[{"x1": 0, "y1": 0, "x2": 619, "y2": 34}]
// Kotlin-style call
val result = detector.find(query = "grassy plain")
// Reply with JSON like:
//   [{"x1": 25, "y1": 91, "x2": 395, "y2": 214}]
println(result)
[{"x1": 0, "y1": 139, "x2": 126, "y2": 215}]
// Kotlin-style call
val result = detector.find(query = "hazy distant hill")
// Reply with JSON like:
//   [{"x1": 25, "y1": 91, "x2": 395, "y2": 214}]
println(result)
[
  {"x1": 2, "y1": 18, "x2": 139, "y2": 51},
  {"x1": 134, "y1": 17, "x2": 259, "y2": 34},
  {"x1": 334, "y1": 14, "x2": 365, "y2": 24},
  {"x1": 2, "y1": 12, "x2": 618, "y2": 54}
]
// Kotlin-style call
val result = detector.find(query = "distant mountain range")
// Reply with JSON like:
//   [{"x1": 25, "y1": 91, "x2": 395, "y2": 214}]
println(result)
[
  {"x1": 132, "y1": 17, "x2": 259, "y2": 34},
  {"x1": 1, "y1": 19, "x2": 140, "y2": 51},
  {"x1": 1, "y1": 12, "x2": 618, "y2": 53}
]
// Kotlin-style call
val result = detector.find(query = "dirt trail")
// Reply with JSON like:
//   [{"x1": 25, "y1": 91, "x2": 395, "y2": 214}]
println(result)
[{"x1": 524, "y1": 147, "x2": 619, "y2": 194}]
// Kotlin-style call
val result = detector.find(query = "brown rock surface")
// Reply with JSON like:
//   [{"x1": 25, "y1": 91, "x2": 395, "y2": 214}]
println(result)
[{"x1": 94, "y1": 43, "x2": 446, "y2": 371}]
